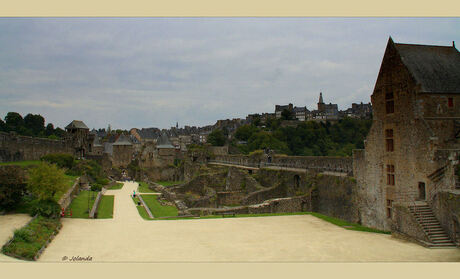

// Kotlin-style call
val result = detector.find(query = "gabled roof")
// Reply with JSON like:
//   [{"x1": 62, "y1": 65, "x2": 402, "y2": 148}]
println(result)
[
  {"x1": 392, "y1": 38, "x2": 460, "y2": 94},
  {"x1": 65, "y1": 120, "x2": 89, "y2": 130},
  {"x1": 113, "y1": 134, "x2": 132, "y2": 146},
  {"x1": 156, "y1": 132, "x2": 175, "y2": 149}
]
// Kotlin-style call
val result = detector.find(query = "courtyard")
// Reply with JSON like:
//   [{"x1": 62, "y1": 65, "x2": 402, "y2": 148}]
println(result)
[
  {"x1": 32, "y1": 182, "x2": 459, "y2": 262},
  {"x1": 1, "y1": 181, "x2": 459, "y2": 262}
]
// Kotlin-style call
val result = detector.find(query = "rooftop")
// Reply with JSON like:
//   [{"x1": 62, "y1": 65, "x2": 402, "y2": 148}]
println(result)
[{"x1": 393, "y1": 39, "x2": 460, "y2": 94}]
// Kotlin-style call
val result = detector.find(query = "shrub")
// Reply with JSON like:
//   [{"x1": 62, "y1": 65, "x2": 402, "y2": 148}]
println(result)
[
  {"x1": 91, "y1": 184, "x2": 102, "y2": 192},
  {"x1": 30, "y1": 199, "x2": 61, "y2": 218},
  {"x1": 96, "y1": 177, "x2": 109, "y2": 185},
  {"x1": 40, "y1": 153, "x2": 74, "y2": 170}
]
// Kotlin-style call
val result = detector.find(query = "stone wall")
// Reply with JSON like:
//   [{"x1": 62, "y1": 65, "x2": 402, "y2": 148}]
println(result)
[
  {"x1": 212, "y1": 154, "x2": 353, "y2": 174},
  {"x1": 313, "y1": 174, "x2": 359, "y2": 223},
  {"x1": 392, "y1": 203, "x2": 430, "y2": 244},
  {"x1": 0, "y1": 132, "x2": 73, "y2": 162},
  {"x1": 431, "y1": 190, "x2": 460, "y2": 244},
  {"x1": 58, "y1": 177, "x2": 81, "y2": 210}
]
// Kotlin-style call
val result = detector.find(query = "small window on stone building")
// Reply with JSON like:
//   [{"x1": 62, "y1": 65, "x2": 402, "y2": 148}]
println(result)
[
  {"x1": 387, "y1": 207, "x2": 392, "y2": 218},
  {"x1": 386, "y1": 164, "x2": 395, "y2": 185},
  {"x1": 385, "y1": 129, "x2": 394, "y2": 152},
  {"x1": 448, "y1": 97, "x2": 454, "y2": 108},
  {"x1": 385, "y1": 92, "x2": 394, "y2": 114}
]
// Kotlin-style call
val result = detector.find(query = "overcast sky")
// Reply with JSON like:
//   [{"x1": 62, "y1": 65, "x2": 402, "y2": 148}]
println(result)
[{"x1": 0, "y1": 18, "x2": 459, "y2": 130}]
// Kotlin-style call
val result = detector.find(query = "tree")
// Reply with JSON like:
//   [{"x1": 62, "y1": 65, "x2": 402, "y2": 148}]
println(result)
[
  {"x1": 54, "y1": 127, "x2": 67, "y2": 138},
  {"x1": 45, "y1": 123, "x2": 54, "y2": 136},
  {"x1": 24, "y1": 113, "x2": 45, "y2": 135},
  {"x1": 0, "y1": 119, "x2": 6, "y2": 132},
  {"x1": 4, "y1": 112, "x2": 24, "y2": 132},
  {"x1": 281, "y1": 109, "x2": 294, "y2": 120},
  {"x1": 0, "y1": 166, "x2": 26, "y2": 211},
  {"x1": 235, "y1": 125, "x2": 258, "y2": 141},
  {"x1": 207, "y1": 129, "x2": 226, "y2": 146},
  {"x1": 27, "y1": 162, "x2": 67, "y2": 202}
]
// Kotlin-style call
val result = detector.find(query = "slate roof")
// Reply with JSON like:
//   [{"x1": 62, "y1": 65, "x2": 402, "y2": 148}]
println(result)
[
  {"x1": 394, "y1": 40, "x2": 460, "y2": 94},
  {"x1": 65, "y1": 120, "x2": 89, "y2": 130},
  {"x1": 113, "y1": 134, "x2": 132, "y2": 146},
  {"x1": 156, "y1": 132, "x2": 175, "y2": 149}
]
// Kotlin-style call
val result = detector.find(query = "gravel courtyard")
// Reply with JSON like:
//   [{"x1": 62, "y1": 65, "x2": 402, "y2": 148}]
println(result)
[{"x1": 3, "y1": 182, "x2": 459, "y2": 262}]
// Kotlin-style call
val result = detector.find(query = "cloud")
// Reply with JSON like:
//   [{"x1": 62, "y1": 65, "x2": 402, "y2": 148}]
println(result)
[{"x1": 0, "y1": 18, "x2": 459, "y2": 129}]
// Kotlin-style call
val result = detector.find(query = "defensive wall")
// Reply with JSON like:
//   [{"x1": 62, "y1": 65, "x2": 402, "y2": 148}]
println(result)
[
  {"x1": 211, "y1": 154, "x2": 353, "y2": 174},
  {"x1": 0, "y1": 132, "x2": 73, "y2": 162}
]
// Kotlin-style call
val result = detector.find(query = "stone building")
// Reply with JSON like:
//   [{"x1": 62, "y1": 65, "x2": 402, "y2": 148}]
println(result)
[
  {"x1": 65, "y1": 120, "x2": 91, "y2": 159},
  {"x1": 275, "y1": 103, "x2": 294, "y2": 119},
  {"x1": 353, "y1": 37, "x2": 460, "y2": 246},
  {"x1": 313, "y1": 92, "x2": 339, "y2": 121},
  {"x1": 112, "y1": 134, "x2": 133, "y2": 168}
]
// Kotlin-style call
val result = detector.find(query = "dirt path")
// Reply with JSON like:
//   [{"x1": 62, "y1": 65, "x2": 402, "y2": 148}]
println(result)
[
  {"x1": 34, "y1": 181, "x2": 460, "y2": 262},
  {"x1": 0, "y1": 214, "x2": 32, "y2": 262}
]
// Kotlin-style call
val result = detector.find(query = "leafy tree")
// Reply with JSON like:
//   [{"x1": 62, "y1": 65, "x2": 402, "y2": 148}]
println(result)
[
  {"x1": 235, "y1": 125, "x2": 258, "y2": 141},
  {"x1": 281, "y1": 109, "x2": 295, "y2": 120},
  {"x1": 24, "y1": 114, "x2": 45, "y2": 135},
  {"x1": 207, "y1": 129, "x2": 226, "y2": 146},
  {"x1": 27, "y1": 162, "x2": 67, "y2": 201},
  {"x1": 0, "y1": 119, "x2": 6, "y2": 132},
  {"x1": 45, "y1": 123, "x2": 54, "y2": 136},
  {"x1": 4, "y1": 112, "x2": 24, "y2": 132},
  {"x1": 41, "y1": 153, "x2": 74, "y2": 169},
  {"x1": 0, "y1": 166, "x2": 26, "y2": 211},
  {"x1": 54, "y1": 127, "x2": 67, "y2": 138}
]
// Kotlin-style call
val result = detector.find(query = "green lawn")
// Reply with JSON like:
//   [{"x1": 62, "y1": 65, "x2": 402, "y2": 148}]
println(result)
[
  {"x1": 132, "y1": 196, "x2": 150, "y2": 219},
  {"x1": 308, "y1": 212, "x2": 390, "y2": 234},
  {"x1": 0, "y1": 160, "x2": 41, "y2": 167},
  {"x1": 96, "y1": 195, "x2": 114, "y2": 219},
  {"x1": 155, "y1": 181, "x2": 183, "y2": 187},
  {"x1": 137, "y1": 181, "x2": 155, "y2": 193},
  {"x1": 108, "y1": 182, "x2": 124, "y2": 190},
  {"x1": 67, "y1": 190, "x2": 98, "y2": 218},
  {"x1": 141, "y1": 194, "x2": 178, "y2": 218}
]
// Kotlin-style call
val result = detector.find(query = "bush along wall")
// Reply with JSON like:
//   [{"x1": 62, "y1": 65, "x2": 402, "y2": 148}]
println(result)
[{"x1": 1, "y1": 215, "x2": 62, "y2": 261}]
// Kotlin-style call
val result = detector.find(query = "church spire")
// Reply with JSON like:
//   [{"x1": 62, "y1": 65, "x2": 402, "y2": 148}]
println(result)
[{"x1": 319, "y1": 92, "x2": 324, "y2": 104}]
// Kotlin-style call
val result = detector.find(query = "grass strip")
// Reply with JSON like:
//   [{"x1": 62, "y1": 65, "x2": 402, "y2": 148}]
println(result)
[
  {"x1": 67, "y1": 190, "x2": 98, "y2": 218},
  {"x1": 108, "y1": 183, "x2": 124, "y2": 190},
  {"x1": 0, "y1": 160, "x2": 41, "y2": 167},
  {"x1": 132, "y1": 196, "x2": 150, "y2": 220},
  {"x1": 155, "y1": 181, "x2": 183, "y2": 187},
  {"x1": 96, "y1": 195, "x2": 114, "y2": 219},
  {"x1": 308, "y1": 212, "x2": 391, "y2": 234},
  {"x1": 1, "y1": 216, "x2": 61, "y2": 261},
  {"x1": 141, "y1": 195, "x2": 178, "y2": 218},
  {"x1": 137, "y1": 181, "x2": 155, "y2": 193}
]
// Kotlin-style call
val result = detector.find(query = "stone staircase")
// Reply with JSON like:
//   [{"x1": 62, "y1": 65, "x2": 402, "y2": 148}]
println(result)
[{"x1": 409, "y1": 203, "x2": 456, "y2": 248}]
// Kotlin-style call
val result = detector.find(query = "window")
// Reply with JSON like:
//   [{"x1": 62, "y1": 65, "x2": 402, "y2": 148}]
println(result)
[
  {"x1": 386, "y1": 199, "x2": 393, "y2": 218},
  {"x1": 448, "y1": 97, "x2": 454, "y2": 108},
  {"x1": 387, "y1": 164, "x2": 395, "y2": 185},
  {"x1": 385, "y1": 129, "x2": 394, "y2": 152},
  {"x1": 385, "y1": 91, "x2": 394, "y2": 114}
]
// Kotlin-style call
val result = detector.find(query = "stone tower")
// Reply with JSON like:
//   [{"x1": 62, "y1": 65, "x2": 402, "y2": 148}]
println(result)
[{"x1": 318, "y1": 92, "x2": 325, "y2": 112}]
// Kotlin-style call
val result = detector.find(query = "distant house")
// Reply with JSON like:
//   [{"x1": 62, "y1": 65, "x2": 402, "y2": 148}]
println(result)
[
  {"x1": 293, "y1": 106, "x2": 308, "y2": 121},
  {"x1": 275, "y1": 103, "x2": 294, "y2": 119}
]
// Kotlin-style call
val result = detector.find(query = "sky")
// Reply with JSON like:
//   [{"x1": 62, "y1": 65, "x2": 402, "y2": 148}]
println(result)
[{"x1": 0, "y1": 18, "x2": 459, "y2": 130}]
